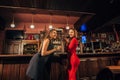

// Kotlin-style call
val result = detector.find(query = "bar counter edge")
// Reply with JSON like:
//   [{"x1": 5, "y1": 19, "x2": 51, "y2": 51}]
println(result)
[{"x1": 0, "y1": 52, "x2": 120, "y2": 58}]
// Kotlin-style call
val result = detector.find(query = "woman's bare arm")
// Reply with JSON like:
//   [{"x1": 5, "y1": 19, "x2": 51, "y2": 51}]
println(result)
[{"x1": 41, "y1": 39, "x2": 56, "y2": 56}]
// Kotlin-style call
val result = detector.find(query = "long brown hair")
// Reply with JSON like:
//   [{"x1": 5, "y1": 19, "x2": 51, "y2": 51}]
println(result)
[
  {"x1": 69, "y1": 28, "x2": 78, "y2": 38},
  {"x1": 44, "y1": 29, "x2": 56, "y2": 39},
  {"x1": 38, "y1": 29, "x2": 56, "y2": 53}
]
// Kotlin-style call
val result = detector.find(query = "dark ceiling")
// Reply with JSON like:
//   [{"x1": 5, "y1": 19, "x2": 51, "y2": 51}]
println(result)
[{"x1": 0, "y1": 0, "x2": 120, "y2": 32}]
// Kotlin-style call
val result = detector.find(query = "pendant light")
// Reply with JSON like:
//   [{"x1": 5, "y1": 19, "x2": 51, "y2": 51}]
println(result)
[
  {"x1": 66, "y1": 16, "x2": 69, "y2": 30},
  {"x1": 49, "y1": 15, "x2": 53, "y2": 29},
  {"x1": 10, "y1": 16, "x2": 15, "y2": 28},
  {"x1": 30, "y1": 14, "x2": 35, "y2": 29}
]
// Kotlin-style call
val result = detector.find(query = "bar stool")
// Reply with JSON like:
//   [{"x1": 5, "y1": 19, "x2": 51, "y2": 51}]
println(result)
[
  {"x1": 79, "y1": 77, "x2": 90, "y2": 80},
  {"x1": 96, "y1": 68, "x2": 114, "y2": 80},
  {"x1": 107, "y1": 66, "x2": 120, "y2": 80}
]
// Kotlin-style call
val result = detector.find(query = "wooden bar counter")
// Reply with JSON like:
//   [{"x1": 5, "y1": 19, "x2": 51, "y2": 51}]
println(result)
[{"x1": 0, "y1": 52, "x2": 120, "y2": 80}]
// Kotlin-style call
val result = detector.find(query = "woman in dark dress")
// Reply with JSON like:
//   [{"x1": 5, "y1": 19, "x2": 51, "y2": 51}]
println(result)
[
  {"x1": 26, "y1": 29, "x2": 61, "y2": 80},
  {"x1": 65, "y1": 28, "x2": 80, "y2": 80}
]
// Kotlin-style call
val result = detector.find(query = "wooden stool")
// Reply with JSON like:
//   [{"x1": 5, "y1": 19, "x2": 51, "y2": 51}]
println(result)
[
  {"x1": 79, "y1": 77, "x2": 90, "y2": 80},
  {"x1": 96, "y1": 68, "x2": 113, "y2": 80},
  {"x1": 107, "y1": 66, "x2": 120, "y2": 80},
  {"x1": 107, "y1": 66, "x2": 120, "y2": 73}
]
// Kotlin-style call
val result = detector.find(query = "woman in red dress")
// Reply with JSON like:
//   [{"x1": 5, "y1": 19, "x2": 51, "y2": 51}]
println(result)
[{"x1": 65, "y1": 28, "x2": 80, "y2": 80}]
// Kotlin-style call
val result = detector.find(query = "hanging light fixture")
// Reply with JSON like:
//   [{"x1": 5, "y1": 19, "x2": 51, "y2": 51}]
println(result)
[
  {"x1": 66, "y1": 16, "x2": 69, "y2": 30},
  {"x1": 30, "y1": 14, "x2": 35, "y2": 29},
  {"x1": 66, "y1": 25, "x2": 70, "y2": 30},
  {"x1": 10, "y1": 16, "x2": 15, "y2": 28},
  {"x1": 49, "y1": 24, "x2": 53, "y2": 29},
  {"x1": 49, "y1": 15, "x2": 53, "y2": 29}
]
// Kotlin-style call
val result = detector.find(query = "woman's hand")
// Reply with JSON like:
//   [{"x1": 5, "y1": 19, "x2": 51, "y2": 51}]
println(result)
[
  {"x1": 64, "y1": 38, "x2": 69, "y2": 48},
  {"x1": 64, "y1": 38, "x2": 69, "y2": 43},
  {"x1": 56, "y1": 46, "x2": 62, "y2": 51}
]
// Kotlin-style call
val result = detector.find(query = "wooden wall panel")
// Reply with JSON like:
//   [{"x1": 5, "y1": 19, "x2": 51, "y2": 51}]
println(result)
[
  {"x1": 19, "y1": 64, "x2": 30, "y2": 80},
  {"x1": 0, "y1": 64, "x2": 3, "y2": 80},
  {"x1": 2, "y1": 64, "x2": 11, "y2": 80},
  {"x1": 0, "y1": 31, "x2": 5, "y2": 54},
  {"x1": 78, "y1": 60, "x2": 87, "y2": 78},
  {"x1": 90, "y1": 59, "x2": 99, "y2": 76},
  {"x1": 11, "y1": 64, "x2": 20, "y2": 80}
]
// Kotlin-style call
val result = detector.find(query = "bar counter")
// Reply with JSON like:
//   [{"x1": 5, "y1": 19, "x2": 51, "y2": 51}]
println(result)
[{"x1": 0, "y1": 52, "x2": 120, "y2": 80}]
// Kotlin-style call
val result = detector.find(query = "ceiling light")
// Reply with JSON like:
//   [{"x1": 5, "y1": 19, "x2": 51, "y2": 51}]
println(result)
[
  {"x1": 30, "y1": 14, "x2": 35, "y2": 29},
  {"x1": 49, "y1": 24, "x2": 53, "y2": 29},
  {"x1": 10, "y1": 23, "x2": 15, "y2": 28},
  {"x1": 30, "y1": 24, "x2": 35, "y2": 29},
  {"x1": 66, "y1": 16, "x2": 70, "y2": 30},
  {"x1": 49, "y1": 15, "x2": 53, "y2": 29},
  {"x1": 66, "y1": 24, "x2": 69, "y2": 30},
  {"x1": 10, "y1": 16, "x2": 15, "y2": 28}
]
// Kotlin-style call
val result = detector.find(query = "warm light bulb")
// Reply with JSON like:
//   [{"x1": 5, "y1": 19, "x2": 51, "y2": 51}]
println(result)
[
  {"x1": 66, "y1": 25, "x2": 69, "y2": 30},
  {"x1": 10, "y1": 23, "x2": 15, "y2": 28},
  {"x1": 49, "y1": 24, "x2": 53, "y2": 29},
  {"x1": 30, "y1": 24, "x2": 35, "y2": 29}
]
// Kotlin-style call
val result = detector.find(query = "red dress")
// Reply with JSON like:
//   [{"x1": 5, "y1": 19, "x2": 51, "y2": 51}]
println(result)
[{"x1": 67, "y1": 37, "x2": 80, "y2": 80}]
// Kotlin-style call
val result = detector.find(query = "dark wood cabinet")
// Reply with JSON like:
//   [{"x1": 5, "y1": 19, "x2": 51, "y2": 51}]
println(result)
[{"x1": 4, "y1": 40, "x2": 22, "y2": 54}]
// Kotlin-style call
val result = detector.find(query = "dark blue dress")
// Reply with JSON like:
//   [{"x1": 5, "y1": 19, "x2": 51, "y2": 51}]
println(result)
[{"x1": 26, "y1": 39, "x2": 54, "y2": 80}]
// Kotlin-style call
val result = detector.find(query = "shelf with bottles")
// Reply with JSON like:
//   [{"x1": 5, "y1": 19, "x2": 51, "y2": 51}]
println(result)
[
  {"x1": 24, "y1": 33, "x2": 40, "y2": 40},
  {"x1": 93, "y1": 32, "x2": 117, "y2": 42},
  {"x1": 51, "y1": 38, "x2": 64, "y2": 53},
  {"x1": 22, "y1": 40, "x2": 40, "y2": 54},
  {"x1": 23, "y1": 44, "x2": 38, "y2": 54},
  {"x1": 82, "y1": 41, "x2": 111, "y2": 53},
  {"x1": 56, "y1": 28, "x2": 64, "y2": 39}
]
